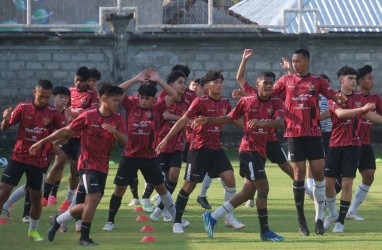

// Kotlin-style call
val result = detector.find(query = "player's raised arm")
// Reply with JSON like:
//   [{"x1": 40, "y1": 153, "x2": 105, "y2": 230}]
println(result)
[
  {"x1": 29, "y1": 126, "x2": 75, "y2": 155},
  {"x1": 236, "y1": 49, "x2": 253, "y2": 88},
  {"x1": 1, "y1": 107, "x2": 13, "y2": 130},
  {"x1": 119, "y1": 70, "x2": 148, "y2": 91},
  {"x1": 156, "y1": 115, "x2": 189, "y2": 153},
  {"x1": 102, "y1": 123, "x2": 128, "y2": 146}
]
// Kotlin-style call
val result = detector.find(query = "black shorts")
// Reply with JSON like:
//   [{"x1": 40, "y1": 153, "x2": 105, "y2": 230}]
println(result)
[
  {"x1": 322, "y1": 132, "x2": 332, "y2": 156},
  {"x1": 60, "y1": 137, "x2": 81, "y2": 161},
  {"x1": 287, "y1": 136, "x2": 324, "y2": 162},
  {"x1": 115, "y1": 157, "x2": 165, "y2": 186},
  {"x1": 185, "y1": 148, "x2": 233, "y2": 183},
  {"x1": 183, "y1": 142, "x2": 190, "y2": 163},
  {"x1": 1, "y1": 159, "x2": 45, "y2": 191},
  {"x1": 324, "y1": 146, "x2": 361, "y2": 178},
  {"x1": 158, "y1": 151, "x2": 183, "y2": 172},
  {"x1": 78, "y1": 169, "x2": 107, "y2": 195},
  {"x1": 239, "y1": 151, "x2": 267, "y2": 181},
  {"x1": 358, "y1": 144, "x2": 376, "y2": 171},
  {"x1": 266, "y1": 140, "x2": 288, "y2": 165}
]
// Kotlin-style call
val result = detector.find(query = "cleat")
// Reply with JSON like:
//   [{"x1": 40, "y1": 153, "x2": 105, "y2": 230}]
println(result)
[
  {"x1": 324, "y1": 215, "x2": 338, "y2": 230},
  {"x1": 41, "y1": 197, "x2": 48, "y2": 207},
  {"x1": 22, "y1": 215, "x2": 31, "y2": 223},
  {"x1": 59, "y1": 222, "x2": 68, "y2": 233},
  {"x1": 1, "y1": 209, "x2": 10, "y2": 218},
  {"x1": 150, "y1": 207, "x2": 162, "y2": 222},
  {"x1": 260, "y1": 230, "x2": 285, "y2": 242},
  {"x1": 47, "y1": 215, "x2": 60, "y2": 241},
  {"x1": 298, "y1": 220, "x2": 310, "y2": 236},
  {"x1": 224, "y1": 217, "x2": 245, "y2": 230},
  {"x1": 173, "y1": 223, "x2": 184, "y2": 233},
  {"x1": 332, "y1": 222, "x2": 344, "y2": 233},
  {"x1": 182, "y1": 219, "x2": 190, "y2": 228},
  {"x1": 128, "y1": 198, "x2": 139, "y2": 207},
  {"x1": 151, "y1": 194, "x2": 160, "y2": 202},
  {"x1": 244, "y1": 199, "x2": 254, "y2": 208},
  {"x1": 346, "y1": 212, "x2": 365, "y2": 221},
  {"x1": 202, "y1": 212, "x2": 216, "y2": 239},
  {"x1": 140, "y1": 198, "x2": 154, "y2": 213},
  {"x1": 75, "y1": 220, "x2": 82, "y2": 232},
  {"x1": 28, "y1": 229, "x2": 44, "y2": 241},
  {"x1": 315, "y1": 219, "x2": 325, "y2": 235},
  {"x1": 58, "y1": 199, "x2": 71, "y2": 212},
  {"x1": 102, "y1": 221, "x2": 115, "y2": 231},
  {"x1": 197, "y1": 196, "x2": 211, "y2": 209},
  {"x1": 47, "y1": 196, "x2": 58, "y2": 206},
  {"x1": 79, "y1": 238, "x2": 98, "y2": 246},
  {"x1": 162, "y1": 208, "x2": 173, "y2": 222}
]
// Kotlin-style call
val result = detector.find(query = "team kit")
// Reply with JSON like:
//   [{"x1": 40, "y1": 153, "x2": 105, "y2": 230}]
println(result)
[{"x1": 0, "y1": 48, "x2": 380, "y2": 246}]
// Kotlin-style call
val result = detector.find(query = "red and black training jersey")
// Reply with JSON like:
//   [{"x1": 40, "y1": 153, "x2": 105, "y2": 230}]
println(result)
[
  {"x1": 184, "y1": 95, "x2": 232, "y2": 150},
  {"x1": 272, "y1": 74, "x2": 336, "y2": 137},
  {"x1": 121, "y1": 95, "x2": 167, "y2": 158},
  {"x1": 157, "y1": 97, "x2": 192, "y2": 153},
  {"x1": 8, "y1": 101, "x2": 65, "y2": 168},
  {"x1": 228, "y1": 95, "x2": 285, "y2": 158},
  {"x1": 329, "y1": 91, "x2": 367, "y2": 147},
  {"x1": 67, "y1": 86, "x2": 98, "y2": 118},
  {"x1": 70, "y1": 109, "x2": 125, "y2": 174},
  {"x1": 359, "y1": 92, "x2": 382, "y2": 145},
  {"x1": 243, "y1": 82, "x2": 278, "y2": 142}
]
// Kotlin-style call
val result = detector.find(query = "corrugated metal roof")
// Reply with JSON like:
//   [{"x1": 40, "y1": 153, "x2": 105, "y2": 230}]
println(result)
[{"x1": 230, "y1": 0, "x2": 382, "y2": 33}]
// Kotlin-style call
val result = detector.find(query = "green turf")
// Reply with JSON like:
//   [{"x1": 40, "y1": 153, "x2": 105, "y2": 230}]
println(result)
[{"x1": 1, "y1": 150, "x2": 382, "y2": 249}]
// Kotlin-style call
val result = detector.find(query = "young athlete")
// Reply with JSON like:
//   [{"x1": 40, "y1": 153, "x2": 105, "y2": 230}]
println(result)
[
  {"x1": 323, "y1": 66, "x2": 382, "y2": 233},
  {"x1": 156, "y1": 69, "x2": 244, "y2": 234},
  {"x1": 102, "y1": 68, "x2": 178, "y2": 231},
  {"x1": 88, "y1": 68, "x2": 101, "y2": 88},
  {"x1": 0, "y1": 80, "x2": 65, "y2": 241},
  {"x1": 198, "y1": 71, "x2": 285, "y2": 241},
  {"x1": 272, "y1": 49, "x2": 346, "y2": 236},
  {"x1": 58, "y1": 66, "x2": 98, "y2": 212},
  {"x1": 30, "y1": 82, "x2": 127, "y2": 246}
]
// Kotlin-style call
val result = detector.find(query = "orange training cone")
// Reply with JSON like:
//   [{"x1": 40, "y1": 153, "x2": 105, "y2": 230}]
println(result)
[
  {"x1": 140, "y1": 225, "x2": 154, "y2": 232},
  {"x1": 134, "y1": 207, "x2": 144, "y2": 212},
  {"x1": 0, "y1": 218, "x2": 7, "y2": 224},
  {"x1": 140, "y1": 235, "x2": 156, "y2": 243},
  {"x1": 136, "y1": 215, "x2": 149, "y2": 222}
]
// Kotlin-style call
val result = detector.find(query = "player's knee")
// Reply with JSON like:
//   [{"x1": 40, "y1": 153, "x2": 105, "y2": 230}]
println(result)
[{"x1": 114, "y1": 185, "x2": 127, "y2": 197}]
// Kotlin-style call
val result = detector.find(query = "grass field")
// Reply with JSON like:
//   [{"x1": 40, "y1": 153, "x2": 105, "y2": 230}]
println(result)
[{"x1": 1, "y1": 149, "x2": 382, "y2": 250}]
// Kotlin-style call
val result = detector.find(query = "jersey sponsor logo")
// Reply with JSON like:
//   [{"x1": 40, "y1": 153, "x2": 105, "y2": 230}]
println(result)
[
  {"x1": 24, "y1": 115, "x2": 33, "y2": 120},
  {"x1": 295, "y1": 103, "x2": 310, "y2": 110},
  {"x1": 133, "y1": 129, "x2": 149, "y2": 135},
  {"x1": 91, "y1": 124, "x2": 100, "y2": 128},
  {"x1": 291, "y1": 94, "x2": 312, "y2": 101},
  {"x1": 132, "y1": 121, "x2": 151, "y2": 128},
  {"x1": 25, "y1": 127, "x2": 44, "y2": 134},
  {"x1": 43, "y1": 118, "x2": 51, "y2": 126},
  {"x1": 208, "y1": 127, "x2": 221, "y2": 133}
]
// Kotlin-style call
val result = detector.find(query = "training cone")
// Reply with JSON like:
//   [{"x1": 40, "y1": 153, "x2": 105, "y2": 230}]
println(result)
[
  {"x1": 134, "y1": 207, "x2": 144, "y2": 212},
  {"x1": 0, "y1": 218, "x2": 7, "y2": 224},
  {"x1": 140, "y1": 235, "x2": 156, "y2": 243},
  {"x1": 140, "y1": 225, "x2": 154, "y2": 232},
  {"x1": 136, "y1": 215, "x2": 149, "y2": 222}
]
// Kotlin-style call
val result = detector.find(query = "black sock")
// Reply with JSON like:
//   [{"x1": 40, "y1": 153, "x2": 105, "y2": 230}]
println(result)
[
  {"x1": 43, "y1": 183, "x2": 53, "y2": 200},
  {"x1": 23, "y1": 190, "x2": 30, "y2": 218},
  {"x1": 257, "y1": 208, "x2": 269, "y2": 234},
  {"x1": 293, "y1": 180, "x2": 306, "y2": 222},
  {"x1": 130, "y1": 178, "x2": 139, "y2": 199},
  {"x1": 142, "y1": 183, "x2": 154, "y2": 199},
  {"x1": 174, "y1": 188, "x2": 190, "y2": 223},
  {"x1": 108, "y1": 194, "x2": 122, "y2": 223},
  {"x1": 51, "y1": 181, "x2": 61, "y2": 197},
  {"x1": 338, "y1": 200, "x2": 351, "y2": 225},
  {"x1": 80, "y1": 222, "x2": 91, "y2": 240},
  {"x1": 158, "y1": 181, "x2": 178, "y2": 210}
]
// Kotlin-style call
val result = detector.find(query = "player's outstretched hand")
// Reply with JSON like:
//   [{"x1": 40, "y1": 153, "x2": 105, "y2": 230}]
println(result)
[
  {"x1": 135, "y1": 70, "x2": 149, "y2": 83},
  {"x1": 247, "y1": 119, "x2": 265, "y2": 129},
  {"x1": 242, "y1": 49, "x2": 253, "y2": 60},
  {"x1": 280, "y1": 57, "x2": 291, "y2": 72},
  {"x1": 102, "y1": 123, "x2": 117, "y2": 134},
  {"x1": 361, "y1": 103, "x2": 376, "y2": 113},
  {"x1": 29, "y1": 142, "x2": 42, "y2": 156},
  {"x1": 146, "y1": 68, "x2": 160, "y2": 83},
  {"x1": 156, "y1": 139, "x2": 167, "y2": 154},
  {"x1": 192, "y1": 116, "x2": 208, "y2": 129},
  {"x1": 232, "y1": 89, "x2": 246, "y2": 99},
  {"x1": 335, "y1": 92, "x2": 347, "y2": 105},
  {"x1": 2, "y1": 107, "x2": 12, "y2": 120}
]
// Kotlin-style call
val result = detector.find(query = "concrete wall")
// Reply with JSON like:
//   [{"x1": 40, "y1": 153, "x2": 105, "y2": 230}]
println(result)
[{"x1": 1, "y1": 31, "x2": 382, "y2": 149}]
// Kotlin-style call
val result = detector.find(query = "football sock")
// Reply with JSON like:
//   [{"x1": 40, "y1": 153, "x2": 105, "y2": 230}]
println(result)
[
  {"x1": 51, "y1": 181, "x2": 61, "y2": 197},
  {"x1": 160, "y1": 191, "x2": 176, "y2": 219},
  {"x1": 338, "y1": 200, "x2": 351, "y2": 224},
  {"x1": 313, "y1": 180, "x2": 326, "y2": 220},
  {"x1": 23, "y1": 190, "x2": 31, "y2": 217},
  {"x1": 3, "y1": 185, "x2": 26, "y2": 210},
  {"x1": 142, "y1": 183, "x2": 154, "y2": 199},
  {"x1": 326, "y1": 196, "x2": 337, "y2": 217},
  {"x1": 129, "y1": 178, "x2": 139, "y2": 199},
  {"x1": 293, "y1": 180, "x2": 306, "y2": 222},
  {"x1": 257, "y1": 208, "x2": 269, "y2": 234},
  {"x1": 348, "y1": 182, "x2": 370, "y2": 214},
  {"x1": 211, "y1": 201, "x2": 234, "y2": 220},
  {"x1": 199, "y1": 174, "x2": 212, "y2": 197},
  {"x1": 43, "y1": 183, "x2": 53, "y2": 200},
  {"x1": 174, "y1": 188, "x2": 190, "y2": 223},
  {"x1": 108, "y1": 194, "x2": 122, "y2": 223},
  {"x1": 158, "y1": 181, "x2": 177, "y2": 210},
  {"x1": 80, "y1": 222, "x2": 91, "y2": 240},
  {"x1": 29, "y1": 219, "x2": 39, "y2": 231}
]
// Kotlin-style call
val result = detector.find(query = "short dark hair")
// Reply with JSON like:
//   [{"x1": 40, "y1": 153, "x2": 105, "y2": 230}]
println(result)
[
  {"x1": 192, "y1": 78, "x2": 202, "y2": 84},
  {"x1": 337, "y1": 66, "x2": 357, "y2": 78},
  {"x1": 37, "y1": 79, "x2": 53, "y2": 90},
  {"x1": 76, "y1": 66, "x2": 91, "y2": 81},
  {"x1": 293, "y1": 49, "x2": 310, "y2": 59},
  {"x1": 53, "y1": 86, "x2": 70, "y2": 96},
  {"x1": 171, "y1": 64, "x2": 190, "y2": 78},
  {"x1": 97, "y1": 81, "x2": 123, "y2": 97},
  {"x1": 356, "y1": 65, "x2": 373, "y2": 82},
  {"x1": 204, "y1": 69, "x2": 224, "y2": 82},
  {"x1": 319, "y1": 74, "x2": 330, "y2": 83},
  {"x1": 167, "y1": 70, "x2": 186, "y2": 84},
  {"x1": 200, "y1": 77, "x2": 207, "y2": 87},
  {"x1": 138, "y1": 83, "x2": 157, "y2": 97},
  {"x1": 257, "y1": 71, "x2": 276, "y2": 82},
  {"x1": 89, "y1": 68, "x2": 101, "y2": 80}
]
